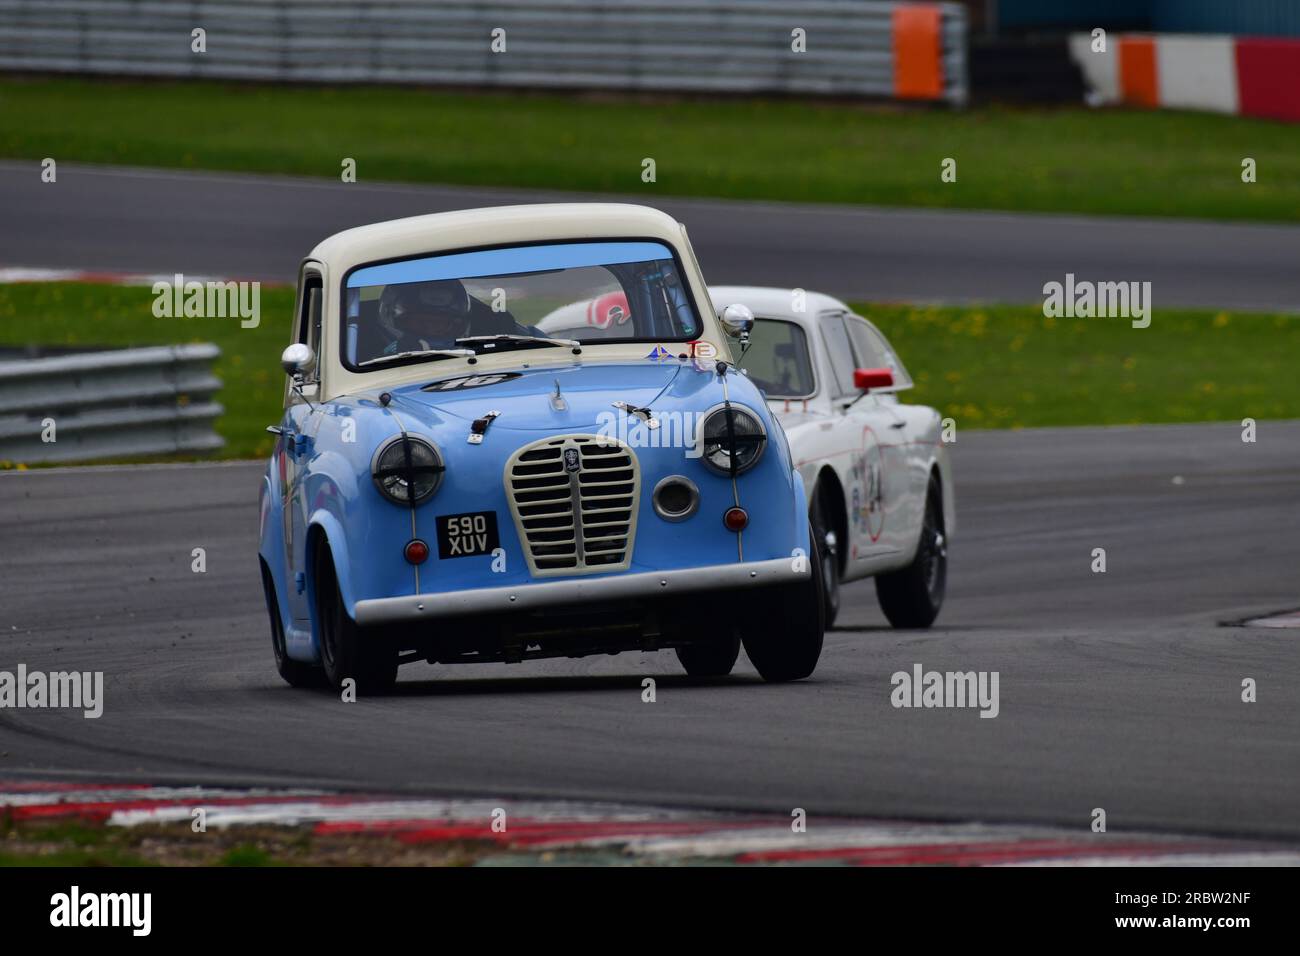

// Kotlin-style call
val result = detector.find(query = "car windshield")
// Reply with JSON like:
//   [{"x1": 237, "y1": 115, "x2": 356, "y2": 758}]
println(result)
[
  {"x1": 343, "y1": 240, "x2": 701, "y2": 370},
  {"x1": 745, "y1": 318, "x2": 816, "y2": 398}
]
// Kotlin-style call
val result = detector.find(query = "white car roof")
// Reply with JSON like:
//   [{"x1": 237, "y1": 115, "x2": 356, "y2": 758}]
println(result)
[
  {"x1": 309, "y1": 203, "x2": 687, "y2": 275},
  {"x1": 708, "y1": 286, "x2": 852, "y2": 322},
  {"x1": 307, "y1": 203, "x2": 727, "y2": 401}
]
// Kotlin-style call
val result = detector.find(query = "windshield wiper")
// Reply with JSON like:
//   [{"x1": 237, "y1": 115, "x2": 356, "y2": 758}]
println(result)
[
  {"x1": 455, "y1": 334, "x2": 582, "y2": 353},
  {"x1": 358, "y1": 347, "x2": 476, "y2": 369}
]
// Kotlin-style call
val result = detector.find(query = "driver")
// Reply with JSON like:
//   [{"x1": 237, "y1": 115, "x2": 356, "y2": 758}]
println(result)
[{"x1": 378, "y1": 279, "x2": 474, "y2": 354}]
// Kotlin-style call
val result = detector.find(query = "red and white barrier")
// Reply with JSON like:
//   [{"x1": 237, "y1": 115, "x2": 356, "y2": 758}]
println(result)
[{"x1": 1070, "y1": 32, "x2": 1300, "y2": 122}]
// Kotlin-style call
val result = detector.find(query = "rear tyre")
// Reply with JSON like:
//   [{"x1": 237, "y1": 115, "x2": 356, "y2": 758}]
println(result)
[
  {"x1": 675, "y1": 631, "x2": 741, "y2": 678},
  {"x1": 315, "y1": 541, "x2": 398, "y2": 695},
  {"x1": 810, "y1": 482, "x2": 841, "y2": 628},
  {"x1": 740, "y1": 524, "x2": 825, "y2": 682},
  {"x1": 261, "y1": 563, "x2": 322, "y2": 688},
  {"x1": 875, "y1": 472, "x2": 947, "y2": 629}
]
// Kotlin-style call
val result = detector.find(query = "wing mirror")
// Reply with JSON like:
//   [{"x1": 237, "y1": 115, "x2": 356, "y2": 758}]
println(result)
[
  {"x1": 281, "y1": 343, "x2": 315, "y2": 379},
  {"x1": 718, "y1": 303, "x2": 755, "y2": 340},
  {"x1": 854, "y1": 367, "x2": 894, "y2": 391}
]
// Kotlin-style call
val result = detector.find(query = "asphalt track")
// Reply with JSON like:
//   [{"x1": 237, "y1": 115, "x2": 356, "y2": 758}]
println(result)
[
  {"x1": 2, "y1": 421, "x2": 1298, "y2": 840},
  {"x1": 2, "y1": 161, "x2": 1299, "y2": 310}
]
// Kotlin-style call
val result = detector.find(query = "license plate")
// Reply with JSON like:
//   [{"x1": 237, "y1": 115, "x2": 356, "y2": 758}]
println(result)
[{"x1": 435, "y1": 511, "x2": 500, "y2": 559}]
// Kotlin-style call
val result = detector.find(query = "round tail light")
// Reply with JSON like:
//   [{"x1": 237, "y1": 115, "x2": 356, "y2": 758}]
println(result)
[
  {"x1": 404, "y1": 539, "x2": 430, "y2": 564},
  {"x1": 722, "y1": 507, "x2": 749, "y2": 532}
]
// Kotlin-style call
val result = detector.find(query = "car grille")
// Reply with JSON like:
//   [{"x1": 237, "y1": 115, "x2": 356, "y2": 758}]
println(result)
[{"x1": 505, "y1": 435, "x2": 640, "y2": 577}]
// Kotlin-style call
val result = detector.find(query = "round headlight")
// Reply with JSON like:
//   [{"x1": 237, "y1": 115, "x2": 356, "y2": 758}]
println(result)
[
  {"x1": 371, "y1": 434, "x2": 444, "y2": 506},
  {"x1": 699, "y1": 404, "x2": 767, "y2": 476}
]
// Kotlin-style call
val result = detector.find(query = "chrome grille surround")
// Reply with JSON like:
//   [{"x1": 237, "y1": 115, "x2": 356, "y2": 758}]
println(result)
[{"x1": 504, "y1": 434, "x2": 640, "y2": 577}]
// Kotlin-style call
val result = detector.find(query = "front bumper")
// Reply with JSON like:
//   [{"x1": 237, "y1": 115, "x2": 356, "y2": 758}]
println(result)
[{"x1": 353, "y1": 557, "x2": 807, "y2": 627}]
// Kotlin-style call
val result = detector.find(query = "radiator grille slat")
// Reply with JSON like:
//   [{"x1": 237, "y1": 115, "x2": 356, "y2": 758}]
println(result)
[{"x1": 505, "y1": 435, "x2": 640, "y2": 577}]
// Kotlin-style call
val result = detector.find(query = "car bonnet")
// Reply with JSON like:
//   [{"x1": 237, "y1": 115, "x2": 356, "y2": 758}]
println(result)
[{"x1": 378, "y1": 360, "x2": 694, "y2": 432}]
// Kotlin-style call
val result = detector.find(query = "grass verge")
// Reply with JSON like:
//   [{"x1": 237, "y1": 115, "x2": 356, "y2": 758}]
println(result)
[
  {"x1": 2, "y1": 77, "x2": 1299, "y2": 222},
  {"x1": 0, "y1": 817, "x2": 490, "y2": 866},
  {"x1": 1, "y1": 282, "x2": 1296, "y2": 466},
  {"x1": 867, "y1": 302, "x2": 1300, "y2": 429}
]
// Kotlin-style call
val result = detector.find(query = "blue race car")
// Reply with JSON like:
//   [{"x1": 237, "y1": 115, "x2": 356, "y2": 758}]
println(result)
[{"x1": 258, "y1": 203, "x2": 824, "y2": 693}]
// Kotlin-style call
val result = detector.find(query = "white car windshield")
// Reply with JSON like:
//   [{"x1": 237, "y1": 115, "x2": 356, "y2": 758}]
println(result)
[{"x1": 343, "y1": 240, "x2": 701, "y2": 370}]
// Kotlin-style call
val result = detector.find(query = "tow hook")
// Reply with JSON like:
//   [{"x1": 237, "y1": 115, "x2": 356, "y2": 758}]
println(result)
[
  {"x1": 468, "y1": 410, "x2": 501, "y2": 444},
  {"x1": 612, "y1": 401, "x2": 659, "y2": 430}
]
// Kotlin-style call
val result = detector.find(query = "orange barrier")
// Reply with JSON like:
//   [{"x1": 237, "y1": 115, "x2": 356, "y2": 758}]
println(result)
[
  {"x1": 892, "y1": 4, "x2": 944, "y2": 100},
  {"x1": 1118, "y1": 35, "x2": 1159, "y2": 107}
]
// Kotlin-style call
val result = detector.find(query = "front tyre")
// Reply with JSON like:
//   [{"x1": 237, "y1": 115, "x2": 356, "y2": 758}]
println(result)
[
  {"x1": 314, "y1": 540, "x2": 398, "y2": 695},
  {"x1": 875, "y1": 472, "x2": 947, "y2": 629},
  {"x1": 740, "y1": 525, "x2": 825, "y2": 682},
  {"x1": 810, "y1": 482, "x2": 841, "y2": 628},
  {"x1": 261, "y1": 563, "x2": 322, "y2": 688}
]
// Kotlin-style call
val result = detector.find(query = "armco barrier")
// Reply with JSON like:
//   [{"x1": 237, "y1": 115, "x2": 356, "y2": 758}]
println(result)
[
  {"x1": 0, "y1": 344, "x2": 224, "y2": 463},
  {"x1": 1069, "y1": 31, "x2": 1300, "y2": 121},
  {"x1": 0, "y1": 0, "x2": 968, "y2": 105}
]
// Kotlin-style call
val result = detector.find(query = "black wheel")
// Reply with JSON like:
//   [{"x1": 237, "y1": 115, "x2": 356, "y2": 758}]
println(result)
[
  {"x1": 314, "y1": 540, "x2": 398, "y2": 695},
  {"x1": 740, "y1": 523, "x2": 825, "y2": 682},
  {"x1": 261, "y1": 563, "x2": 322, "y2": 688},
  {"x1": 875, "y1": 472, "x2": 947, "y2": 629},
  {"x1": 810, "y1": 481, "x2": 841, "y2": 628},
  {"x1": 675, "y1": 631, "x2": 740, "y2": 677}
]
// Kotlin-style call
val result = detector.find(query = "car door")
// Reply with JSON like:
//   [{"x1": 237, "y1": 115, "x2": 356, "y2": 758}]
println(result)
[
  {"x1": 844, "y1": 314, "x2": 917, "y2": 556},
  {"x1": 281, "y1": 263, "x2": 325, "y2": 625},
  {"x1": 818, "y1": 311, "x2": 895, "y2": 561}
]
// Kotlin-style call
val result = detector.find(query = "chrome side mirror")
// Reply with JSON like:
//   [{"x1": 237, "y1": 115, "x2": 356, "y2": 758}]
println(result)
[
  {"x1": 719, "y1": 303, "x2": 754, "y2": 340},
  {"x1": 281, "y1": 343, "x2": 315, "y2": 379}
]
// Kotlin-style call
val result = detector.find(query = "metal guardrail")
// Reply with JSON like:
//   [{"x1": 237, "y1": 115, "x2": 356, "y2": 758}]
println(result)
[
  {"x1": 0, "y1": 0, "x2": 968, "y2": 104},
  {"x1": 0, "y1": 344, "x2": 224, "y2": 463}
]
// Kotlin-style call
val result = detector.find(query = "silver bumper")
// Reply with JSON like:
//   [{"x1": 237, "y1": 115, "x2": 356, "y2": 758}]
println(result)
[{"x1": 353, "y1": 557, "x2": 807, "y2": 627}]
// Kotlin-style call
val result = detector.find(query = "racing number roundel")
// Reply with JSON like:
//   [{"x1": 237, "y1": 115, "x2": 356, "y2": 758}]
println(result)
[{"x1": 853, "y1": 426, "x2": 886, "y2": 543}]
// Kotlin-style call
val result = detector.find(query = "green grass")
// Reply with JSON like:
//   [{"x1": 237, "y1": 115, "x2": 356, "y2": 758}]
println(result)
[
  {"x1": 3, "y1": 77, "x2": 1300, "y2": 221},
  {"x1": 2, "y1": 282, "x2": 1297, "y2": 467},
  {"x1": 862, "y1": 302, "x2": 1300, "y2": 428},
  {"x1": 219, "y1": 845, "x2": 273, "y2": 867},
  {"x1": 0, "y1": 821, "x2": 154, "y2": 866}
]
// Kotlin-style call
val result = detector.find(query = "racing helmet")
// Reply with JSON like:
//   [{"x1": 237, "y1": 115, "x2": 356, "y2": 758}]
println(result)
[
  {"x1": 586, "y1": 290, "x2": 632, "y2": 330},
  {"x1": 378, "y1": 279, "x2": 473, "y2": 342}
]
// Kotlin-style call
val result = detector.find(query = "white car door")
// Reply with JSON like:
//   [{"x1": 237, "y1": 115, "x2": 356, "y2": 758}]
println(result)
[
  {"x1": 844, "y1": 314, "x2": 924, "y2": 556},
  {"x1": 817, "y1": 312, "x2": 902, "y2": 562}
]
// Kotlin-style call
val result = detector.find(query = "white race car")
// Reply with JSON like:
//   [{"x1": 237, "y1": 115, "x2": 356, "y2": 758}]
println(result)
[{"x1": 708, "y1": 287, "x2": 954, "y2": 628}]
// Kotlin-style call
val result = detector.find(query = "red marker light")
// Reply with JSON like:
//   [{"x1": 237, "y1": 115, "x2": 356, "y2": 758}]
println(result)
[
  {"x1": 404, "y1": 539, "x2": 430, "y2": 564},
  {"x1": 723, "y1": 507, "x2": 749, "y2": 532}
]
